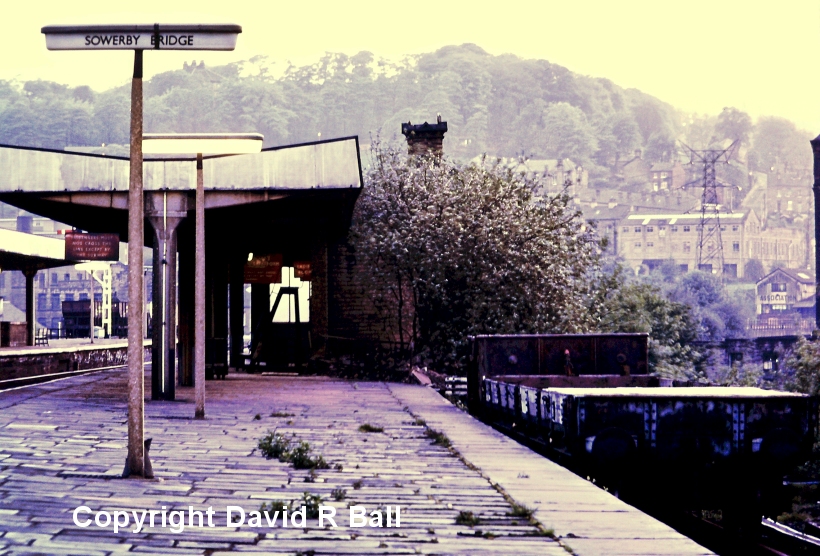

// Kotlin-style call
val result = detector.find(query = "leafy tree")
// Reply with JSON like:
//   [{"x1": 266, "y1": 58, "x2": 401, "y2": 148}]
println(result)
[
  {"x1": 714, "y1": 107, "x2": 753, "y2": 146},
  {"x1": 514, "y1": 101, "x2": 597, "y2": 164},
  {"x1": 595, "y1": 267, "x2": 699, "y2": 378},
  {"x1": 669, "y1": 271, "x2": 750, "y2": 341},
  {"x1": 744, "y1": 259, "x2": 765, "y2": 282},
  {"x1": 783, "y1": 337, "x2": 820, "y2": 395},
  {"x1": 750, "y1": 117, "x2": 812, "y2": 173},
  {"x1": 351, "y1": 144, "x2": 602, "y2": 369},
  {"x1": 644, "y1": 130, "x2": 677, "y2": 163},
  {"x1": 595, "y1": 112, "x2": 641, "y2": 167}
]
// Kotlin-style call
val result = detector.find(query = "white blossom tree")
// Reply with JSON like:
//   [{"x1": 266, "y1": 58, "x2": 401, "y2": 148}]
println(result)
[{"x1": 351, "y1": 144, "x2": 603, "y2": 371}]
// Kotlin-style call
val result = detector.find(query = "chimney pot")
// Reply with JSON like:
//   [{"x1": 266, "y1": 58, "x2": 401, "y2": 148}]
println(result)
[{"x1": 402, "y1": 117, "x2": 448, "y2": 156}]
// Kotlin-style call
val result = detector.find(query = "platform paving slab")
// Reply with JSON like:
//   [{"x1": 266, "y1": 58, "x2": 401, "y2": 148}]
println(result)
[{"x1": 0, "y1": 368, "x2": 711, "y2": 555}]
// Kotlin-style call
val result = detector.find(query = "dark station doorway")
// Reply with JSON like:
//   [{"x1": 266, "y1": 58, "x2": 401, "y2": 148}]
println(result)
[{"x1": 244, "y1": 266, "x2": 312, "y2": 372}]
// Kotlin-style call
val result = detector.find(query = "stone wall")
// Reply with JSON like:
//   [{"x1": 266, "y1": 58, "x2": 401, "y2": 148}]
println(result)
[{"x1": 0, "y1": 342, "x2": 152, "y2": 384}]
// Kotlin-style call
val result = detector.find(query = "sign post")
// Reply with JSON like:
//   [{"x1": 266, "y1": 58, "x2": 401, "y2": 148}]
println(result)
[{"x1": 42, "y1": 23, "x2": 242, "y2": 478}]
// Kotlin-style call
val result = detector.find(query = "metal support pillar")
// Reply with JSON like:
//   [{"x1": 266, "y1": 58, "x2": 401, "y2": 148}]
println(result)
[
  {"x1": 147, "y1": 192, "x2": 184, "y2": 401},
  {"x1": 195, "y1": 154, "x2": 205, "y2": 418},
  {"x1": 204, "y1": 251, "x2": 229, "y2": 376},
  {"x1": 229, "y1": 256, "x2": 245, "y2": 370},
  {"x1": 126, "y1": 49, "x2": 145, "y2": 478},
  {"x1": 178, "y1": 224, "x2": 194, "y2": 387},
  {"x1": 23, "y1": 269, "x2": 37, "y2": 346}
]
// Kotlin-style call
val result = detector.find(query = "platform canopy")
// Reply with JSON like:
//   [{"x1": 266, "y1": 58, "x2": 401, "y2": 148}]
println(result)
[
  {"x1": 0, "y1": 137, "x2": 363, "y2": 245},
  {"x1": 0, "y1": 137, "x2": 361, "y2": 193},
  {"x1": 0, "y1": 228, "x2": 76, "y2": 271}
]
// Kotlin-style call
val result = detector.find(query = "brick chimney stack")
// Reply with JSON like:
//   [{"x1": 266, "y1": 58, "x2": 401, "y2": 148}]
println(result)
[{"x1": 401, "y1": 114, "x2": 448, "y2": 156}]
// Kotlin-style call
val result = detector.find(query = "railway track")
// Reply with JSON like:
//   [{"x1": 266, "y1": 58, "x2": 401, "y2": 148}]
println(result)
[
  {"x1": 484, "y1": 416, "x2": 820, "y2": 555},
  {"x1": 0, "y1": 364, "x2": 128, "y2": 390},
  {"x1": 656, "y1": 511, "x2": 820, "y2": 556}
]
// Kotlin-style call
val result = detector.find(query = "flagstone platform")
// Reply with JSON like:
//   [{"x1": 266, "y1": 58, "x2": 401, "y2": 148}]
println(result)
[{"x1": 0, "y1": 369, "x2": 711, "y2": 555}]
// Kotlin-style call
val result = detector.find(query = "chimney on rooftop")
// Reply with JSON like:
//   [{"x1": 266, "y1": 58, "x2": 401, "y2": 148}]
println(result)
[{"x1": 401, "y1": 114, "x2": 448, "y2": 157}]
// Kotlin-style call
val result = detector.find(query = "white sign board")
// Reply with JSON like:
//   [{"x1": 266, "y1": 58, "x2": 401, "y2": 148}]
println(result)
[{"x1": 42, "y1": 24, "x2": 241, "y2": 51}]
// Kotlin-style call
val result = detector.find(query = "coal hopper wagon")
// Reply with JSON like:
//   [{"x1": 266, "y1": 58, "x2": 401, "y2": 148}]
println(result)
[{"x1": 467, "y1": 333, "x2": 819, "y2": 528}]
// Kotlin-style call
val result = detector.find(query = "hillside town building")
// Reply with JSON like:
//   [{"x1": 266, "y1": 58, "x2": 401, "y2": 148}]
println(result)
[{"x1": 588, "y1": 209, "x2": 808, "y2": 278}]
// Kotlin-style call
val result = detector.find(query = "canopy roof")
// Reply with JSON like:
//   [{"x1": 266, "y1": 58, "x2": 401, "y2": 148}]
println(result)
[
  {"x1": 0, "y1": 136, "x2": 362, "y2": 193},
  {"x1": 0, "y1": 228, "x2": 75, "y2": 271}
]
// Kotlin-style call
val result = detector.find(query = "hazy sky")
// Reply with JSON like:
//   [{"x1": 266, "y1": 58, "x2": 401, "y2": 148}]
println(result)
[{"x1": 2, "y1": 1, "x2": 819, "y2": 133}]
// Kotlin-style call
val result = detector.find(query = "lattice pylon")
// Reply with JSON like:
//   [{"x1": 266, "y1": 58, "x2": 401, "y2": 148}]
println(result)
[{"x1": 681, "y1": 141, "x2": 737, "y2": 277}]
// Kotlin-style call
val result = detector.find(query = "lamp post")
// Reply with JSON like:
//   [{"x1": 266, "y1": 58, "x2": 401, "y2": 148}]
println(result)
[
  {"x1": 143, "y1": 133, "x2": 263, "y2": 418},
  {"x1": 42, "y1": 24, "x2": 242, "y2": 478}
]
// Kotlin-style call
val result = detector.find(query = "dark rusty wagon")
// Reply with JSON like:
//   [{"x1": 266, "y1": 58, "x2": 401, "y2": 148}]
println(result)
[{"x1": 468, "y1": 333, "x2": 819, "y2": 531}]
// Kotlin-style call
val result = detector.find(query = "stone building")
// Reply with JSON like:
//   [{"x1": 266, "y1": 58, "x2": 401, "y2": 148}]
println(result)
[
  {"x1": 615, "y1": 209, "x2": 808, "y2": 278},
  {"x1": 0, "y1": 213, "x2": 130, "y2": 334},
  {"x1": 649, "y1": 160, "x2": 686, "y2": 192},
  {"x1": 754, "y1": 267, "x2": 815, "y2": 316}
]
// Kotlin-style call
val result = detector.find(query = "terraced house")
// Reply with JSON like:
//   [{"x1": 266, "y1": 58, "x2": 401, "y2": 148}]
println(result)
[{"x1": 616, "y1": 209, "x2": 808, "y2": 278}]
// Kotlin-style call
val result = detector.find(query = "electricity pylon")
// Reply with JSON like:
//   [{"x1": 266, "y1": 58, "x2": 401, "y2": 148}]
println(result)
[{"x1": 681, "y1": 141, "x2": 737, "y2": 277}]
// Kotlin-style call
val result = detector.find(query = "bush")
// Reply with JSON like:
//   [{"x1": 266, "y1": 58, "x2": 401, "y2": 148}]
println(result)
[
  {"x1": 455, "y1": 510, "x2": 480, "y2": 526},
  {"x1": 257, "y1": 433, "x2": 329, "y2": 470},
  {"x1": 258, "y1": 432, "x2": 291, "y2": 460}
]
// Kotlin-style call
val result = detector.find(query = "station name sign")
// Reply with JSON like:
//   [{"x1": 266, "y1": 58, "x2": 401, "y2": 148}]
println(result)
[{"x1": 42, "y1": 24, "x2": 241, "y2": 51}]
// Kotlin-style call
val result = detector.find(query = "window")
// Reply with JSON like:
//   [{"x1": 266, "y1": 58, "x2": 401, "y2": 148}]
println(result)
[
  {"x1": 76, "y1": 273, "x2": 83, "y2": 281},
  {"x1": 634, "y1": 242, "x2": 642, "y2": 248},
  {"x1": 51, "y1": 273, "x2": 57, "y2": 282},
  {"x1": 37, "y1": 293, "x2": 47, "y2": 310},
  {"x1": 683, "y1": 225, "x2": 690, "y2": 232},
  {"x1": 64, "y1": 273, "x2": 70, "y2": 281},
  {"x1": 720, "y1": 226, "x2": 726, "y2": 231},
  {"x1": 622, "y1": 227, "x2": 630, "y2": 233},
  {"x1": 79, "y1": 292, "x2": 88, "y2": 301},
  {"x1": 771, "y1": 283, "x2": 787, "y2": 292},
  {"x1": 0, "y1": 273, "x2": 4, "y2": 288},
  {"x1": 50, "y1": 293, "x2": 61, "y2": 310},
  {"x1": 646, "y1": 242, "x2": 654, "y2": 249},
  {"x1": 683, "y1": 242, "x2": 691, "y2": 253},
  {"x1": 634, "y1": 226, "x2": 641, "y2": 233},
  {"x1": 39, "y1": 275, "x2": 45, "y2": 288},
  {"x1": 732, "y1": 225, "x2": 739, "y2": 232},
  {"x1": 64, "y1": 293, "x2": 75, "y2": 302},
  {"x1": 671, "y1": 226, "x2": 678, "y2": 232},
  {"x1": 646, "y1": 226, "x2": 654, "y2": 233},
  {"x1": 732, "y1": 242, "x2": 740, "y2": 252}
]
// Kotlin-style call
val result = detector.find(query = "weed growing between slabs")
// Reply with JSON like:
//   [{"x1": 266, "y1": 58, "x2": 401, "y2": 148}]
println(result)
[{"x1": 257, "y1": 431, "x2": 330, "y2": 470}]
